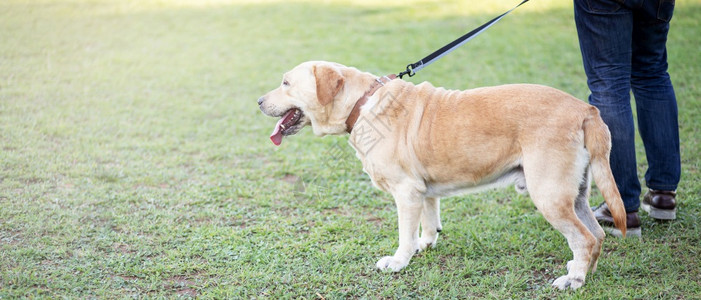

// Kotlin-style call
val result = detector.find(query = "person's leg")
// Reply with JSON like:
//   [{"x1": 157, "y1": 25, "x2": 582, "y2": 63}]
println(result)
[
  {"x1": 631, "y1": 0, "x2": 681, "y2": 192},
  {"x1": 574, "y1": 0, "x2": 640, "y2": 212}
]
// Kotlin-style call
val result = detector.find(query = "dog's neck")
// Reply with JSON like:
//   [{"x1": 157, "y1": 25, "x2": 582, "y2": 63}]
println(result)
[{"x1": 345, "y1": 74, "x2": 397, "y2": 133}]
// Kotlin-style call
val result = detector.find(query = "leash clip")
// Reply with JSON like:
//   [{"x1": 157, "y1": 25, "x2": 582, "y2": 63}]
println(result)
[{"x1": 398, "y1": 64, "x2": 416, "y2": 79}]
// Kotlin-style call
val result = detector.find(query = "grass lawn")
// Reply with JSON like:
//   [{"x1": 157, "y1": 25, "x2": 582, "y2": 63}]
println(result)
[{"x1": 1, "y1": 0, "x2": 700, "y2": 298}]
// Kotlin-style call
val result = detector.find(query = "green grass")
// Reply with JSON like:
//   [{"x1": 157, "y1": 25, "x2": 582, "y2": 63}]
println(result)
[{"x1": 1, "y1": 0, "x2": 700, "y2": 298}]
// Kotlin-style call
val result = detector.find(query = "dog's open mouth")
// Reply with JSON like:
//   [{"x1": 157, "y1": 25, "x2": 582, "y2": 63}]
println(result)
[{"x1": 270, "y1": 108, "x2": 304, "y2": 146}]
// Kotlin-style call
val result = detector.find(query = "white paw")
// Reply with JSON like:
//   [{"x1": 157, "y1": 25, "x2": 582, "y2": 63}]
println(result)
[
  {"x1": 514, "y1": 176, "x2": 528, "y2": 194},
  {"x1": 376, "y1": 256, "x2": 409, "y2": 272},
  {"x1": 552, "y1": 275, "x2": 585, "y2": 290},
  {"x1": 418, "y1": 236, "x2": 437, "y2": 251}
]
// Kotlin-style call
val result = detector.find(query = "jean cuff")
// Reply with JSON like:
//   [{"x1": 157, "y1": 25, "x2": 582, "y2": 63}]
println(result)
[{"x1": 646, "y1": 184, "x2": 678, "y2": 192}]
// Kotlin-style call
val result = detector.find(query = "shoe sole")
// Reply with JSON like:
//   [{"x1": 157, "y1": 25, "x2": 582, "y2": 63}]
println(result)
[
  {"x1": 641, "y1": 202, "x2": 676, "y2": 220},
  {"x1": 603, "y1": 226, "x2": 641, "y2": 238}
]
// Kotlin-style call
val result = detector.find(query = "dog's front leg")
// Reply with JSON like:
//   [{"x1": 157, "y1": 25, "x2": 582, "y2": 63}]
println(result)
[
  {"x1": 419, "y1": 197, "x2": 442, "y2": 251},
  {"x1": 376, "y1": 188, "x2": 423, "y2": 272}
]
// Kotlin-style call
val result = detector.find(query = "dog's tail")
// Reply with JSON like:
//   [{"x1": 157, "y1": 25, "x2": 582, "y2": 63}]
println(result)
[{"x1": 583, "y1": 107, "x2": 627, "y2": 237}]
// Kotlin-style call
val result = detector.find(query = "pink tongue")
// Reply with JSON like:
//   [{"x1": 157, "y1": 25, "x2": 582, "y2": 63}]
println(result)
[
  {"x1": 270, "y1": 118, "x2": 285, "y2": 146},
  {"x1": 269, "y1": 109, "x2": 296, "y2": 146}
]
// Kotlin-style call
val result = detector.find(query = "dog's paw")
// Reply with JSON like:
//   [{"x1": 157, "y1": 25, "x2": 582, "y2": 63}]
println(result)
[
  {"x1": 418, "y1": 236, "x2": 437, "y2": 251},
  {"x1": 514, "y1": 173, "x2": 528, "y2": 194},
  {"x1": 376, "y1": 256, "x2": 409, "y2": 272},
  {"x1": 552, "y1": 275, "x2": 585, "y2": 290}
]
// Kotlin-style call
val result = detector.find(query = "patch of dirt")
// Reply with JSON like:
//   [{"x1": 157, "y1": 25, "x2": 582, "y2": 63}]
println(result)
[
  {"x1": 282, "y1": 174, "x2": 300, "y2": 184},
  {"x1": 116, "y1": 275, "x2": 139, "y2": 281},
  {"x1": 366, "y1": 216, "x2": 385, "y2": 226},
  {"x1": 113, "y1": 243, "x2": 134, "y2": 254},
  {"x1": 176, "y1": 287, "x2": 199, "y2": 298},
  {"x1": 168, "y1": 275, "x2": 200, "y2": 298}
]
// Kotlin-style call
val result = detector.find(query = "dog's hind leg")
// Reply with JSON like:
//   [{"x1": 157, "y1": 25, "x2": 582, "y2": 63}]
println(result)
[
  {"x1": 523, "y1": 150, "x2": 598, "y2": 290},
  {"x1": 376, "y1": 182, "x2": 424, "y2": 272},
  {"x1": 573, "y1": 166, "x2": 605, "y2": 273},
  {"x1": 419, "y1": 197, "x2": 442, "y2": 251}
]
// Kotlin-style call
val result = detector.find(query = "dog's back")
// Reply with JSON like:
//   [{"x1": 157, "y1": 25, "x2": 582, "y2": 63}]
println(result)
[{"x1": 364, "y1": 82, "x2": 595, "y2": 187}]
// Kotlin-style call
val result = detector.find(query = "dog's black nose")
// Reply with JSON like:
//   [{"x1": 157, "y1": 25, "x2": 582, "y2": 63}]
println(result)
[{"x1": 257, "y1": 97, "x2": 264, "y2": 106}]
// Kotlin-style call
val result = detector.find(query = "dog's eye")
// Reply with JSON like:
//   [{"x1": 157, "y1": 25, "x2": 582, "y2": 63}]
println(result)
[{"x1": 282, "y1": 80, "x2": 290, "y2": 86}]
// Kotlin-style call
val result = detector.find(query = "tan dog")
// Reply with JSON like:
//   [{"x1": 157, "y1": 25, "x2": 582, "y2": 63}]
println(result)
[{"x1": 258, "y1": 61, "x2": 626, "y2": 290}]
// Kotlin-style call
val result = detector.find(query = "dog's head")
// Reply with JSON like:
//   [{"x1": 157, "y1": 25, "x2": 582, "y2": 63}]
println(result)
[{"x1": 258, "y1": 61, "x2": 374, "y2": 145}]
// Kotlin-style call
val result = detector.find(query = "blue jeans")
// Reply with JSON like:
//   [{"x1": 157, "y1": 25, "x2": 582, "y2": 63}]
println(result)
[{"x1": 574, "y1": 0, "x2": 680, "y2": 213}]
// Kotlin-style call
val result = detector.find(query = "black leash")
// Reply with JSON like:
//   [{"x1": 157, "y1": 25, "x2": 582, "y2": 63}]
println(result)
[{"x1": 398, "y1": 0, "x2": 530, "y2": 79}]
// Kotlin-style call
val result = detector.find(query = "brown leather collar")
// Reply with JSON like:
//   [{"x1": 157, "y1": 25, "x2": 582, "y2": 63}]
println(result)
[{"x1": 345, "y1": 74, "x2": 397, "y2": 133}]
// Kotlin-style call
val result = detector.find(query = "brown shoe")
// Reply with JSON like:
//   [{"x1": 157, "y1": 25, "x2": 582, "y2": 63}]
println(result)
[
  {"x1": 642, "y1": 189, "x2": 677, "y2": 220},
  {"x1": 591, "y1": 202, "x2": 641, "y2": 238}
]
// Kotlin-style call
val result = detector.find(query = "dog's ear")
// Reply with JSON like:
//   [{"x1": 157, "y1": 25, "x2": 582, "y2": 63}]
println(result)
[{"x1": 313, "y1": 65, "x2": 344, "y2": 106}]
